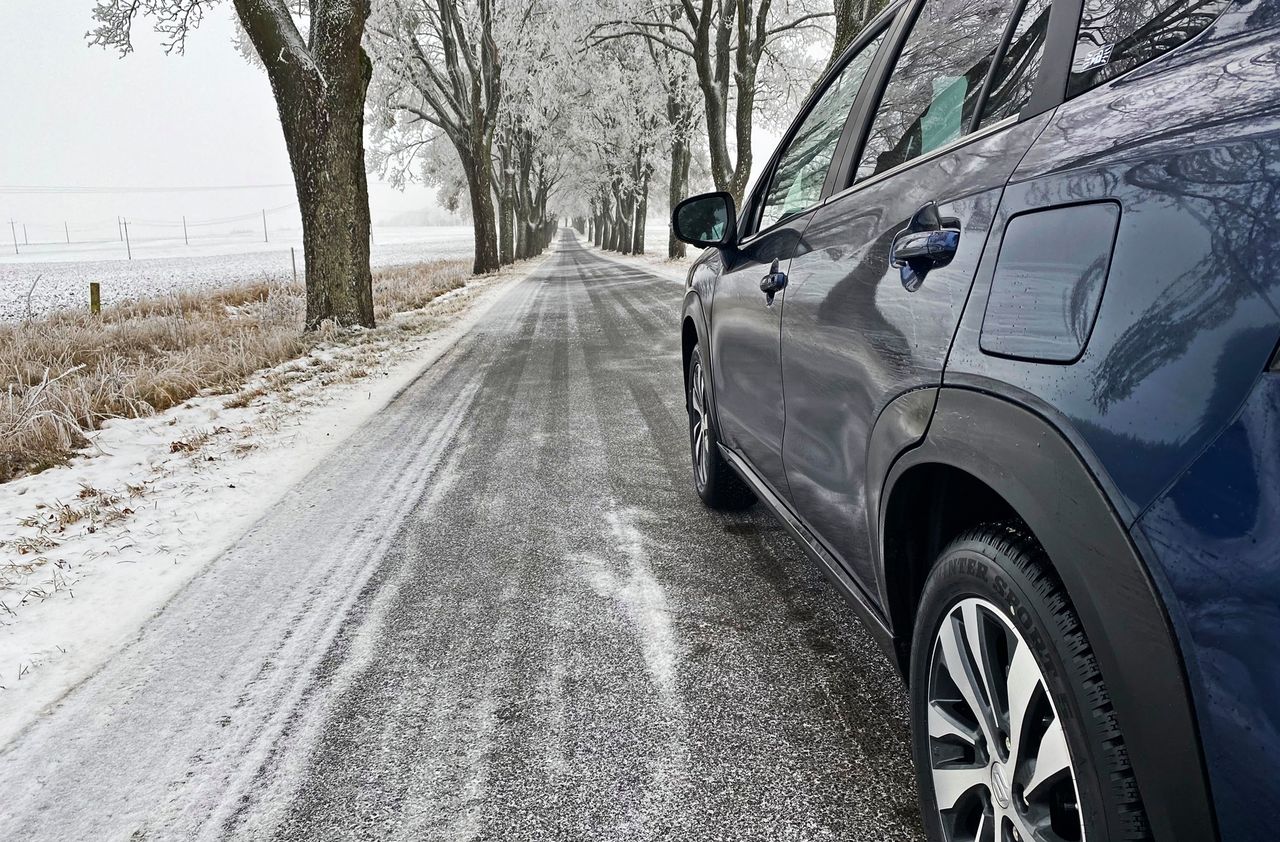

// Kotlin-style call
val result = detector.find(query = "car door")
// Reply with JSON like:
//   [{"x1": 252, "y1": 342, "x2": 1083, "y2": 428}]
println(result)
[
  {"x1": 780, "y1": 0, "x2": 1057, "y2": 590},
  {"x1": 709, "y1": 28, "x2": 887, "y2": 498}
]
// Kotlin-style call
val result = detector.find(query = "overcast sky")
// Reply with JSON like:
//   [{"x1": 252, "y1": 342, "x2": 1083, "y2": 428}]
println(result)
[{"x1": 0, "y1": 1, "x2": 446, "y2": 240}]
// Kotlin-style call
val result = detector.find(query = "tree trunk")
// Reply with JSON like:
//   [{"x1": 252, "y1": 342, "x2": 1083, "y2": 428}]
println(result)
[
  {"x1": 497, "y1": 141, "x2": 515, "y2": 265},
  {"x1": 464, "y1": 149, "x2": 500, "y2": 275},
  {"x1": 498, "y1": 174, "x2": 514, "y2": 266},
  {"x1": 634, "y1": 171, "x2": 648, "y2": 255},
  {"x1": 236, "y1": 0, "x2": 375, "y2": 330},
  {"x1": 285, "y1": 109, "x2": 375, "y2": 329},
  {"x1": 668, "y1": 132, "x2": 690, "y2": 259},
  {"x1": 600, "y1": 191, "x2": 613, "y2": 249},
  {"x1": 496, "y1": 189, "x2": 512, "y2": 265}
]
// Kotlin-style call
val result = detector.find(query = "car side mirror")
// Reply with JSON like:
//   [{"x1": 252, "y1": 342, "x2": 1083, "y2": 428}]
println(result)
[{"x1": 672, "y1": 191, "x2": 737, "y2": 250}]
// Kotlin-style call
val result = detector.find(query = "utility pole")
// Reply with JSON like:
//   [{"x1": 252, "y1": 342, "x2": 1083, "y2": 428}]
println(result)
[
  {"x1": 183, "y1": 215, "x2": 189, "y2": 245},
  {"x1": 64, "y1": 221, "x2": 70, "y2": 244},
  {"x1": 9, "y1": 219, "x2": 17, "y2": 255},
  {"x1": 291, "y1": 247, "x2": 298, "y2": 284},
  {"x1": 117, "y1": 217, "x2": 123, "y2": 242},
  {"x1": 262, "y1": 209, "x2": 268, "y2": 243},
  {"x1": 22, "y1": 224, "x2": 28, "y2": 246},
  {"x1": 123, "y1": 218, "x2": 132, "y2": 260}
]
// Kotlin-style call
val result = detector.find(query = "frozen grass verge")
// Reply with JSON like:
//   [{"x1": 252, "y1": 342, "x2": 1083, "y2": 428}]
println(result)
[{"x1": 0, "y1": 259, "x2": 469, "y2": 485}]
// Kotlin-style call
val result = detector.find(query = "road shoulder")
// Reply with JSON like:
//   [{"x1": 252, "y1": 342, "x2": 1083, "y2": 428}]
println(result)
[
  {"x1": 565, "y1": 229, "x2": 699, "y2": 284},
  {"x1": 0, "y1": 256, "x2": 541, "y2": 748}
]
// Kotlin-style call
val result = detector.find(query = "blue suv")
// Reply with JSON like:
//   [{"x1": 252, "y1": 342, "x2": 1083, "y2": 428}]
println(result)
[{"x1": 672, "y1": 0, "x2": 1279, "y2": 839}]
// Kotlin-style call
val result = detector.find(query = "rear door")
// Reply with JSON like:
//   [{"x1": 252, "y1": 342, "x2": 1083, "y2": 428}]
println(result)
[
  {"x1": 779, "y1": 0, "x2": 1058, "y2": 590},
  {"x1": 709, "y1": 27, "x2": 887, "y2": 498}
]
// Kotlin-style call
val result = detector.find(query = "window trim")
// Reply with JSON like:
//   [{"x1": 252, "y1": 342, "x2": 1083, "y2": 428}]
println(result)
[
  {"x1": 823, "y1": 114, "x2": 1018, "y2": 207},
  {"x1": 824, "y1": 0, "x2": 920, "y2": 201},
  {"x1": 818, "y1": 3, "x2": 915, "y2": 201},
  {"x1": 968, "y1": 0, "x2": 1031, "y2": 134},
  {"x1": 1021, "y1": 0, "x2": 1082, "y2": 117},
  {"x1": 737, "y1": 2, "x2": 906, "y2": 245}
]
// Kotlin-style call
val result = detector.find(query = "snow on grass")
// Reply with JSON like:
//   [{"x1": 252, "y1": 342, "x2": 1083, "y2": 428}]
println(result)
[
  {"x1": 0, "y1": 225, "x2": 475, "y2": 322},
  {"x1": 570, "y1": 226, "x2": 700, "y2": 284},
  {"x1": 0, "y1": 255, "x2": 539, "y2": 747}
]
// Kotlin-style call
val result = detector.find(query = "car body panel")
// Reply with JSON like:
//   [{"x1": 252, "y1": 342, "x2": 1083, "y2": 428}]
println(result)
[
  {"x1": 707, "y1": 216, "x2": 812, "y2": 499},
  {"x1": 1136, "y1": 372, "x2": 1280, "y2": 842},
  {"x1": 779, "y1": 113, "x2": 1051, "y2": 590},
  {"x1": 944, "y1": 0, "x2": 1280, "y2": 520}
]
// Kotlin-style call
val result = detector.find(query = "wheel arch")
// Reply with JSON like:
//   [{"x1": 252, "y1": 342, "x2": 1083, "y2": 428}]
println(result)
[
  {"x1": 877, "y1": 386, "x2": 1217, "y2": 842},
  {"x1": 880, "y1": 461, "x2": 1021, "y2": 667},
  {"x1": 681, "y1": 290, "x2": 715, "y2": 422}
]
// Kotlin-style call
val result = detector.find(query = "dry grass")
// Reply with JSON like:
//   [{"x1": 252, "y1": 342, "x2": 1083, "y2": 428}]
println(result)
[{"x1": 0, "y1": 259, "x2": 471, "y2": 484}]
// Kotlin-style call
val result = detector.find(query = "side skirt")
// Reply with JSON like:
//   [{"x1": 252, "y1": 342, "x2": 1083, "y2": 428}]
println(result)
[{"x1": 719, "y1": 444, "x2": 900, "y2": 669}]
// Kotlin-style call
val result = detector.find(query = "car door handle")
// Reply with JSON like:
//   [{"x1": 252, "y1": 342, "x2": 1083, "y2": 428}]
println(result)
[
  {"x1": 891, "y1": 229, "x2": 959, "y2": 263},
  {"x1": 889, "y1": 202, "x2": 960, "y2": 291},
  {"x1": 760, "y1": 259, "x2": 787, "y2": 306}
]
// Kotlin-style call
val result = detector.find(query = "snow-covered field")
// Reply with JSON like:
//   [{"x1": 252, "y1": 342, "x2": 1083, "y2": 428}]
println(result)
[
  {"x1": 0, "y1": 226, "x2": 475, "y2": 322},
  {"x1": 0, "y1": 258, "x2": 537, "y2": 746}
]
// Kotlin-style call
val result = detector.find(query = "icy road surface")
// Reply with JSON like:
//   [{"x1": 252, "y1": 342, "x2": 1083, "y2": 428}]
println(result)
[{"x1": 0, "y1": 232, "x2": 922, "y2": 841}]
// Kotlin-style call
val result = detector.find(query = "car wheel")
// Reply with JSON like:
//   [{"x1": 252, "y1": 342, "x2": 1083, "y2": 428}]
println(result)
[
  {"x1": 686, "y1": 344, "x2": 754, "y2": 510},
  {"x1": 910, "y1": 525, "x2": 1151, "y2": 842}
]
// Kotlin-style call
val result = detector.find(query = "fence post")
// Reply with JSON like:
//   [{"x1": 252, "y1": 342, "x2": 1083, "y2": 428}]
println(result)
[{"x1": 90, "y1": 282, "x2": 101, "y2": 315}]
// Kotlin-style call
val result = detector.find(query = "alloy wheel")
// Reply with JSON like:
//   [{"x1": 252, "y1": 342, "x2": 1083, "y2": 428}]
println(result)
[
  {"x1": 688, "y1": 358, "x2": 710, "y2": 490},
  {"x1": 926, "y1": 597, "x2": 1085, "y2": 842}
]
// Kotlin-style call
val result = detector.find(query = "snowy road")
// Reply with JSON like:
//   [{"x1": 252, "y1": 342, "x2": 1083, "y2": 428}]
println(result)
[{"x1": 0, "y1": 232, "x2": 922, "y2": 841}]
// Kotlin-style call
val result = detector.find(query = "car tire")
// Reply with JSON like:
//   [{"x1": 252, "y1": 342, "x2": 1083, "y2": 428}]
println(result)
[
  {"x1": 910, "y1": 524, "x2": 1151, "y2": 842},
  {"x1": 686, "y1": 344, "x2": 754, "y2": 510}
]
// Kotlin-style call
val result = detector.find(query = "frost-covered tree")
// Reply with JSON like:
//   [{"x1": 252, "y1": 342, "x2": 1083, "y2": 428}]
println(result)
[
  {"x1": 564, "y1": 31, "x2": 670, "y2": 255},
  {"x1": 369, "y1": 0, "x2": 574, "y2": 270},
  {"x1": 825, "y1": 0, "x2": 887, "y2": 75},
  {"x1": 495, "y1": 1, "x2": 577, "y2": 259},
  {"x1": 367, "y1": 0, "x2": 504, "y2": 273},
  {"x1": 89, "y1": 0, "x2": 379, "y2": 330},
  {"x1": 592, "y1": 0, "x2": 833, "y2": 205}
]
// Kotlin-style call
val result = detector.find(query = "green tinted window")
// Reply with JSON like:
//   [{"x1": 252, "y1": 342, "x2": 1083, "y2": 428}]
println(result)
[{"x1": 856, "y1": 0, "x2": 1021, "y2": 182}]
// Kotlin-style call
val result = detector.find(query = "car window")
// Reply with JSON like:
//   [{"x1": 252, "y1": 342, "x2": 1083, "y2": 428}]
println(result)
[
  {"x1": 978, "y1": 0, "x2": 1054, "y2": 129},
  {"x1": 856, "y1": 0, "x2": 1022, "y2": 182},
  {"x1": 1068, "y1": 0, "x2": 1229, "y2": 97},
  {"x1": 758, "y1": 31, "x2": 885, "y2": 231}
]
